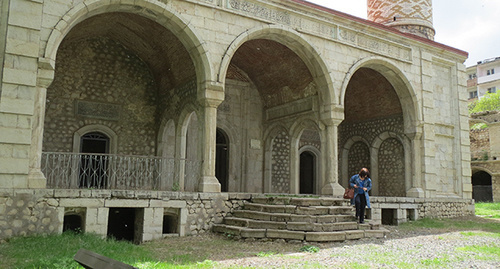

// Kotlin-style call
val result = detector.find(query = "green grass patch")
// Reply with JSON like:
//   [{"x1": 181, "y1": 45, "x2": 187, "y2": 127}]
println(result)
[
  {"x1": 398, "y1": 217, "x2": 500, "y2": 233},
  {"x1": 0, "y1": 232, "x2": 220, "y2": 269},
  {"x1": 457, "y1": 245, "x2": 500, "y2": 260},
  {"x1": 300, "y1": 245, "x2": 320, "y2": 253},
  {"x1": 475, "y1": 202, "x2": 500, "y2": 218}
]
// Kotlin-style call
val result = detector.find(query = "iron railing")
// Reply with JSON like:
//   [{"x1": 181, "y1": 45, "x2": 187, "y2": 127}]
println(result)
[{"x1": 41, "y1": 152, "x2": 201, "y2": 190}]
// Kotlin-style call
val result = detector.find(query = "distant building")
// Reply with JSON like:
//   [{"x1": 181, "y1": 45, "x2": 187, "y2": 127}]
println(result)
[{"x1": 467, "y1": 57, "x2": 500, "y2": 101}]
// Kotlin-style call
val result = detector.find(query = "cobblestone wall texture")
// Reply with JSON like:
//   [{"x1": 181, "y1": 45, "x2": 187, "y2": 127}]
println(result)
[
  {"x1": 340, "y1": 115, "x2": 404, "y2": 192},
  {"x1": 347, "y1": 142, "x2": 370, "y2": 185},
  {"x1": 272, "y1": 131, "x2": 291, "y2": 193},
  {"x1": 378, "y1": 138, "x2": 405, "y2": 196},
  {"x1": 470, "y1": 129, "x2": 490, "y2": 160},
  {"x1": 44, "y1": 37, "x2": 159, "y2": 156}
]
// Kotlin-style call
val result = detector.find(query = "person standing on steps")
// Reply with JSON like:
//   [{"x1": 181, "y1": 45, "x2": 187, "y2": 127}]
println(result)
[{"x1": 349, "y1": 168, "x2": 372, "y2": 224}]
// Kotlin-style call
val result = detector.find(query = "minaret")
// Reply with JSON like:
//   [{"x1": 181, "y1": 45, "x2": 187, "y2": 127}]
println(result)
[{"x1": 367, "y1": 0, "x2": 435, "y2": 40}]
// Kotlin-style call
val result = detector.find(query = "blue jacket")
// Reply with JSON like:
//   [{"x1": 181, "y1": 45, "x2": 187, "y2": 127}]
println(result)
[{"x1": 349, "y1": 174, "x2": 372, "y2": 208}]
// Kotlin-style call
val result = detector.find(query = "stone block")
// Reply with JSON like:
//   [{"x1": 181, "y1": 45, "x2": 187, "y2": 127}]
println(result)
[
  {"x1": 240, "y1": 228, "x2": 266, "y2": 238},
  {"x1": 248, "y1": 219, "x2": 286, "y2": 230},
  {"x1": 345, "y1": 230, "x2": 364, "y2": 240},
  {"x1": 163, "y1": 200, "x2": 187, "y2": 208},
  {"x1": 104, "y1": 199, "x2": 149, "y2": 208},
  {"x1": 266, "y1": 229, "x2": 305, "y2": 240},
  {"x1": 59, "y1": 198, "x2": 104, "y2": 207},
  {"x1": 305, "y1": 231, "x2": 345, "y2": 242},
  {"x1": 364, "y1": 230, "x2": 385, "y2": 238},
  {"x1": 54, "y1": 189, "x2": 83, "y2": 198},
  {"x1": 287, "y1": 222, "x2": 314, "y2": 231}
]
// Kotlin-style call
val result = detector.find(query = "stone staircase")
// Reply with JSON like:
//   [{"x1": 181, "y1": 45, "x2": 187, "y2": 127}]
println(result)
[{"x1": 213, "y1": 196, "x2": 389, "y2": 242}]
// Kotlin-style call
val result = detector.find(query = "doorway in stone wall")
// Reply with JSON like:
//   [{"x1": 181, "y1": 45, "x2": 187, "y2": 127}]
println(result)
[
  {"x1": 472, "y1": 171, "x2": 493, "y2": 202},
  {"x1": 300, "y1": 151, "x2": 315, "y2": 194},
  {"x1": 79, "y1": 132, "x2": 109, "y2": 188},
  {"x1": 216, "y1": 128, "x2": 229, "y2": 192}
]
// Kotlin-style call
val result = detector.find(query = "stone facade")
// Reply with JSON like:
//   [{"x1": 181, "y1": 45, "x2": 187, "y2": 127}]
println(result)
[
  {"x1": 0, "y1": 0, "x2": 472, "y2": 241},
  {"x1": 470, "y1": 111, "x2": 500, "y2": 202}
]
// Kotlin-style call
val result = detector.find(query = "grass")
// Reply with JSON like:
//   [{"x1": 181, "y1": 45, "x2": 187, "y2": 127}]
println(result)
[
  {"x1": 0, "y1": 202, "x2": 498, "y2": 269},
  {"x1": 475, "y1": 202, "x2": 500, "y2": 218}
]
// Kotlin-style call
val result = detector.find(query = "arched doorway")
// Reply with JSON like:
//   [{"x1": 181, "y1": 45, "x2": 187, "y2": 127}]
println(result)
[
  {"x1": 79, "y1": 132, "x2": 109, "y2": 188},
  {"x1": 299, "y1": 151, "x2": 315, "y2": 194},
  {"x1": 216, "y1": 128, "x2": 229, "y2": 192},
  {"x1": 472, "y1": 171, "x2": 493, "y2": 202}
]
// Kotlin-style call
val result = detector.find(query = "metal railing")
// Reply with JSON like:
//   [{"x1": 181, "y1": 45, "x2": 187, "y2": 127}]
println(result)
[{"x1": 41, "y1": 152, "x2": 201, "y2": 190}]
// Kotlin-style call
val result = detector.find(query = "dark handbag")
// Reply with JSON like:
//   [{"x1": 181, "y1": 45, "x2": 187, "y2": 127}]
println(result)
[{"x1": 343, "y1": 188, "x2": 354, "y2": 199}]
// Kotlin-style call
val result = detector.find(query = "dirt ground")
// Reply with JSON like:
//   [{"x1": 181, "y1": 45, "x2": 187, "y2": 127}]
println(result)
[{"x1": 143, "y1": 216, "x2": 500, "y2": 267}]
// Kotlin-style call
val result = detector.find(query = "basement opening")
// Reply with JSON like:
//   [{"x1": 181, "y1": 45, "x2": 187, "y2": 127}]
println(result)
[
  {"x1": 107, "y1": 208, "x2": 144, "y2": 243},
  {"x1": 63, "y1": 208, "x2": 86, "y2": 233},
  {"x1": 382, "y1": 208, "x2": 396, "y2": 225},
  {"x1": 163, "y1": 208, "x2": 180, "y2": 235}
]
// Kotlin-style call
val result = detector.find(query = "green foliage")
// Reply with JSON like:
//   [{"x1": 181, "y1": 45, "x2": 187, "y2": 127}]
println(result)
[
  {"x1": 468, "y1": 92, "x2": 500, "y2": 114},
  {"x1": 300, "y1": 245, "x2": 320, "y2": 253},
  {"x1": 471, "y1": 122, "x2": 489, "y2": 130}
]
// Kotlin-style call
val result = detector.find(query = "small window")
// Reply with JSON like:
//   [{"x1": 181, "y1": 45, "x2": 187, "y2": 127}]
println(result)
[
  {"x1": 469, "y1": 91, "x2": 478, "y2": 99},
  {"x1": 486, "y1": 69, "x2": 495, "y2": 75},
  {"x1": 487, "y1": 87, "x2": 496, "y2": 94},
  {"x1": 468, "y1": 73, "x2": 477, "y2": 80}
]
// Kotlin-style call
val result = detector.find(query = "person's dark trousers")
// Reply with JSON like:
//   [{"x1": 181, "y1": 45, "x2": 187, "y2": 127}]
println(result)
[{"x1": 355, "y1": 193, "x2": 367, "y2": 223}]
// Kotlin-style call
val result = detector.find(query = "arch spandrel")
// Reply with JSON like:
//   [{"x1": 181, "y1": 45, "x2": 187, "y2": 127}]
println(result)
[{"x1": 218, "y1": 25, "x2": 336, "y2": 108}]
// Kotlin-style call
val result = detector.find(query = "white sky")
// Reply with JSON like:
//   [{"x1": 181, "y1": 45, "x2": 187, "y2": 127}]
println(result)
[{"x1": 304, "y1": 0, "x2": 500, "y2": 67}]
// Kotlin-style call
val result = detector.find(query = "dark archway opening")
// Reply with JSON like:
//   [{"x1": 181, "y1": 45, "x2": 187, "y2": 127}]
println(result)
[
  {"x1": 107, "y1": 208, "x2": 137, "y2": 243},
  {"x1": 300, "y1": 151, "x2": 315, "y2": 194},
  {"x1": 63, "y1": 214, "x2": 83, "y2": 233},
  {"x1": 216, "y1": 128, "x2": 229, "y2": 192},
  {"x1": 472, "y1": 171, "x2": 493, "y2": 202},
  {"x1": 79, "y1": 132, "x2": 109, "y2": 188}
]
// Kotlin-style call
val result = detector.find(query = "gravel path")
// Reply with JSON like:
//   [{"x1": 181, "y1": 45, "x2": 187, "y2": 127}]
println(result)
[{"x1": 216, "y1": 225, "x2": 500, "y2": 268}]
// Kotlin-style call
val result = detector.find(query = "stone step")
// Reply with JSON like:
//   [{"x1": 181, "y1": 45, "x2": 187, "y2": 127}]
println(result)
[
  {"x1": 212, "y1": 224, "x2": 389, "y2": 242},
  {"x1": 243, "y1": 202, "x2": 354, "y2": 215},
  {"x1": 224, "y1": 217, "x2": 360, "y2": 232},
  {"x1": 232, "y1": 210, "x2": 356, "y2": 223},
  {"x1": 251, "y1": 197, "x2": 347, "y2": 207}
]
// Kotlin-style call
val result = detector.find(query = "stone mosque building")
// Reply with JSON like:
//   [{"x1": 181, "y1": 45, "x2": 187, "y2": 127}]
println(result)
[{"x1": 0, "y1": 0, "x2": 473, "y2": 242}]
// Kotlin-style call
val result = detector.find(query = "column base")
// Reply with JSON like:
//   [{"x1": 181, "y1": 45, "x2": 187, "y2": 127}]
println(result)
[
  {"x1": 406, "y1": 187, "x2": 424, "y2": 198},
  {"x1": 321, "y1": 182, "x2": 345, "y2": 197},
  {"x1": 198, "y1": 176, "x2": 221, "y2": 193},
  {"x1": 27, "y1": 170, "x2": 47, "y2": 189}
]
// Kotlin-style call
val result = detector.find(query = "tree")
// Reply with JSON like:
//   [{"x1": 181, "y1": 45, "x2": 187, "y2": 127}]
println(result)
[{"x1": 468, "y1": 92, "x2": 500, "y2": 114}]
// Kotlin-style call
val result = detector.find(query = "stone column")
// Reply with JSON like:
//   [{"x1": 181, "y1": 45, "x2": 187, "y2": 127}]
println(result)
[
  {"x1": 27, "y1": 59, "x2": 54, "y2": 188},
  {"x1": 320, "y1": 119, "x2": 344, "y2": 196},
  {"x1": 406, "y1": 131, "x2": 424, "y2": 197},
  {"x1": 197, "y1": 83, "x2": 224, "y2": 192}
]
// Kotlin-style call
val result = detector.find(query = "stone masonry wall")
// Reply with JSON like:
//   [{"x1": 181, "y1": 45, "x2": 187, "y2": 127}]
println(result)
[
  {"x1": 378, "y1": 138, "x2": 405, "y2": 197},
  {"x1": 470, "y1": 129, "x2": 490, "y2": 160},
  {"x1": 271, "y1": 131, "x2": 291, "y2": 193},
  {"x1": 0, "y1": 190, "x2": 475, "y2": 242},
  {"x1": 339, "y1": 115, "x2": 404, "y2": 192},
  {"x1": 44, "y1": 37, "x2": 159, "y2": 155}
]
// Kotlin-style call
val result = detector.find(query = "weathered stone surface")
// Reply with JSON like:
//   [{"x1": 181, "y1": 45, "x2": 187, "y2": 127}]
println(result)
[{"x1": 306, "y1": 232, "x2": 346, "y2": 242}]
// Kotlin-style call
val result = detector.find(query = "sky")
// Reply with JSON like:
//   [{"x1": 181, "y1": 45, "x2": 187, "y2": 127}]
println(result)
[{"x1": 304, "y1": 0, "x2": 500, "y2": 67}]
